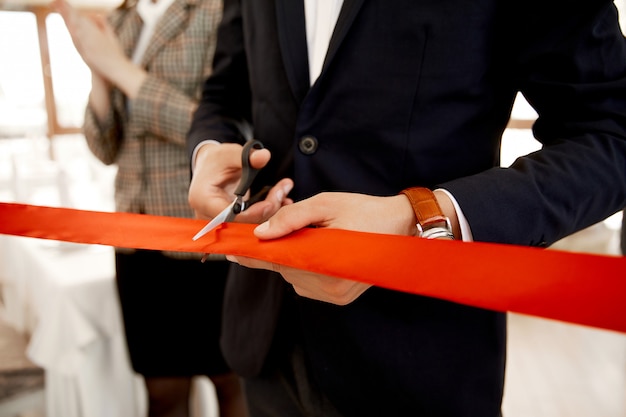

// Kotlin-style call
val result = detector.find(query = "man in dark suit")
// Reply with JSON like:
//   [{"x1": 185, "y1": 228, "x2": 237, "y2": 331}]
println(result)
[{"x1": 187, "y1": 1, "x2": 626, "y2": 416}]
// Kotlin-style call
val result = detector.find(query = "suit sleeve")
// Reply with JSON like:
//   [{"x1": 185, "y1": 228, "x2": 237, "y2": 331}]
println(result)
[
  {"x1": 442, "y1": 0, "x2": 626, "y2": 247},
  {"x1": 82, "y1": 92, "x2": 124, "y2": 166},
  {"x1": 187, "y1": 0, "x2": 253, "y2": 159}
]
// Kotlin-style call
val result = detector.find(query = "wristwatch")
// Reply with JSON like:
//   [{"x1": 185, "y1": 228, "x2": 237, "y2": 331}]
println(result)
[{"x1": 399, "y1": 187, "x2": 455, "y2": 240}]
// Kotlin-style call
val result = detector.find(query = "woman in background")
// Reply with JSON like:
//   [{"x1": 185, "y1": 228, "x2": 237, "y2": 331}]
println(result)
[{"x1": 54, "y1": 1, "x2": 248, "y2": 416}]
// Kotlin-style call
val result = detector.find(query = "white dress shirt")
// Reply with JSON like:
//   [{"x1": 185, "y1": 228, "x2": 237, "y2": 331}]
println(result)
[{"x1": 304, "y1": 0, "x2": 344, "y2": 84}]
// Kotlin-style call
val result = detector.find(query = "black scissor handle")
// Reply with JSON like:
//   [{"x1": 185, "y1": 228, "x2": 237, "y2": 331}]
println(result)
[{"x1": 234, "y1": 139, "x2": 264, "y2": 198}]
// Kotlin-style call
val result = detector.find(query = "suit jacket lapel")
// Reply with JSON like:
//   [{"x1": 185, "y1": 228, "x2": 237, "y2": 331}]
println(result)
[
  {"x1": 275, "y1": 0, "x2": 310, "y2": 103},
  {"x1": 324, "y1": 0, "x2": 365, "y2": 72},
  {"x1": 112, "y1": 3, "x2": 142, "y2": 58},
  {"x1": 274, "y1": 0, "x2": 365, "y2": 102},
  {"x1": 141, "y1": 0, "x2": 193, "y2": 67}
]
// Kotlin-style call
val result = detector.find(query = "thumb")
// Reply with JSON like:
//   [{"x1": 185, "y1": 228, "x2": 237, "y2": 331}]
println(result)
[{"x1": 249, "y1": 148, "x2": 271, "y2": 170}]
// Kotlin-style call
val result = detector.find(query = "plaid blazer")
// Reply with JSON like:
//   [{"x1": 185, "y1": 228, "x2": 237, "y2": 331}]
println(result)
[{"x1": 83, "y1": 0, "x2": 222, "y2": 258}]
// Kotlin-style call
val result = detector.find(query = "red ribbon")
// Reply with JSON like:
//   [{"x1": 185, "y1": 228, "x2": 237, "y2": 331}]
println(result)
[{"x1": 1, "y1": 202, "x2": 624, "y2": 333}]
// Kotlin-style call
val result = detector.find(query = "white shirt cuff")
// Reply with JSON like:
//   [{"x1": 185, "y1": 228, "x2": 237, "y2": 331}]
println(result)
[{"x1": 435, "y1": 188, "x2": 474, "y2": 242}]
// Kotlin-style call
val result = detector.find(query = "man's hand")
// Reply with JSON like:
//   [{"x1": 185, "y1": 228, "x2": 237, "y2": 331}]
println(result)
[
  {"x1": 227, "y1": 192, "x2": 417, "y2": 305},
  {"x1": 188, "y1": 142, "x2": 293, "y2": 224}
]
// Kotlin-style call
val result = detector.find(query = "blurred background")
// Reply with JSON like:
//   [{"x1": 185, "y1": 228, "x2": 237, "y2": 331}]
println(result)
[{"x1": 0, "y1": 1, "x2": 624, "y2": 416}]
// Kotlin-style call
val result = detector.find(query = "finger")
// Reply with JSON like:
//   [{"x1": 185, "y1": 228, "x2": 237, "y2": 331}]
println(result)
[
  {"x1": 235, "y1": 178, "x2": 294, "y2": 224},
  {"x1": 248, "y1": 147, "x2": 271, "y2": 170},
  {"x1": 227, "y1": 256, "x2": 334, "y2": 302},
  {"x1": 256, "y1": 178, "x2": 293, "y2": 212},
  {"x1": 52, "y1": 0, "x2": 67, "y2": 15},
  {"x1": 291, "y1": 283, "x2": 371, "y2": 306},
  {"x1": 226, "y1": 255, "x2": 278, "y2": 273},
  {"x1": 55, "y1": 0, "x2": 77, "y2": 30},
  {"x1": 53, "y1": 0, "x2": 69, "y2": 16},
  {"x1": 268, "y1": 178, "x2": 294, "y2": 204},
  {"x1": 254, "y1": 194, "x2": 328, "y2": 240}
]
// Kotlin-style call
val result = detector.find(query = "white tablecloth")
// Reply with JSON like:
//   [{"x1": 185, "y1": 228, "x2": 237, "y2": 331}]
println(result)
[
  {"x1": 0, "y1": 135, "x2": 217, "y2": 417},
  {"x1": 0, "y1": 235, "x2": 146, "y2": 417},
  {"x1": 0, "y1": 135, "x2": 145, "y2": 416}
]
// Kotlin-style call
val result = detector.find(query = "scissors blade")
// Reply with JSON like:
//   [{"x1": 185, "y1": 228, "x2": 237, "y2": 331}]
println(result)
[{"x1": 192, "y1": 199, "x2": 237, "y2": 241}]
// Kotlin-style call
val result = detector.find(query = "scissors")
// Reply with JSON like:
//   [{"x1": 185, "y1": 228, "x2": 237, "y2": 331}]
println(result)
[{"x1": 192, "y1": 139, "x2": 267, "y2": 241}]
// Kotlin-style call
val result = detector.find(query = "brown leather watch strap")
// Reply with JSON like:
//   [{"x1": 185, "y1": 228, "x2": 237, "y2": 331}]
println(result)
[
  {"x1": 400, "y1": 187, "x2": 454, "y2": 239},
  {"x1": 399, "y1": 187, "x2": 447, "y2": 228}
]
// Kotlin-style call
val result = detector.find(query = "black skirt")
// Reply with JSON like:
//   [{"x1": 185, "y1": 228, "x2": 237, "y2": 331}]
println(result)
[{"x1": 115, "y1": 249, "x2": 231, "y2": 377}]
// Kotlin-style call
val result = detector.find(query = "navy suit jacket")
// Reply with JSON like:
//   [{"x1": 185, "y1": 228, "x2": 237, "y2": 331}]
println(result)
[{"x1": 188, "y1": 1, "x2": 626, "y2": 415}]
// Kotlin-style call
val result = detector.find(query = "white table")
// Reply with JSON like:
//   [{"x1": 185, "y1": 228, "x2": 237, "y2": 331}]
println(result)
[
  {"x1": 0, "y1": 235, "x2": 146, "y2": 417},
  {"x1": 0, "y1": 135, "x2": 217, "y2": 417},
  {"x1": 0, "y1": 135, "x2": 146, "y2": 416}
]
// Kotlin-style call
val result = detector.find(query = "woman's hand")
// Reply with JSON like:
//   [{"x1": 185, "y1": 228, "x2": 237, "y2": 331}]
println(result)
[
  {"x1": 53, "y1": 0, "x2": 146, "y2": 98},
  {"x1": 54, "y1": 0, "x2": 124, "y2": 75}
]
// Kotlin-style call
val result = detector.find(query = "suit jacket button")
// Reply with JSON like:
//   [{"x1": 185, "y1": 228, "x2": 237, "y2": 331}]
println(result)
[{"x1": 299, "y1": 136, "x2": 318, "y2": 155}]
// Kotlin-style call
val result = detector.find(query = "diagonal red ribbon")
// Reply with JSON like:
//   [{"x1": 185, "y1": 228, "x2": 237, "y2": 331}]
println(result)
[{"x1": 1, "y1": 202, "x2": 625, "y2": 333}]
